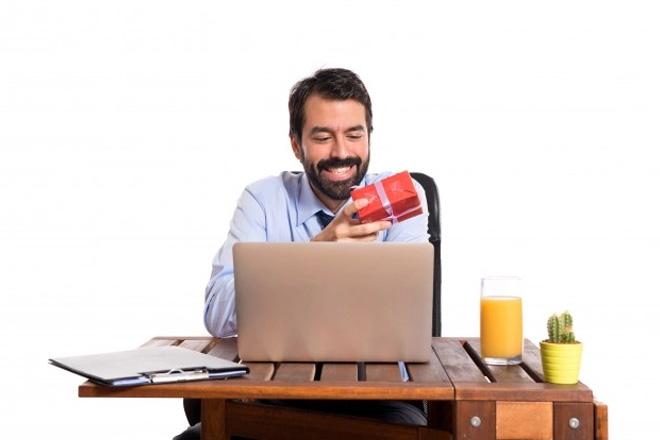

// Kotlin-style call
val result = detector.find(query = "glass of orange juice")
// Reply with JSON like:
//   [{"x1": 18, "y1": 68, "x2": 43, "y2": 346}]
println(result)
[{"x1": 480, "y1": 276, "x2": 523, "y2": 365}]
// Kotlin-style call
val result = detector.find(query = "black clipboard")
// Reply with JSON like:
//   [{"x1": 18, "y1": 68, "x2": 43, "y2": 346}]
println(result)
[{"x1": 49, "y1": 346, "x2": 249, "y2": 386}]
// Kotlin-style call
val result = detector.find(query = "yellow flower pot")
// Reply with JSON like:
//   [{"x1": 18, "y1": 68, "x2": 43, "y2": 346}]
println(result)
[{"x1": 540, "y1": 341, "x2": 583, "y2": 385}]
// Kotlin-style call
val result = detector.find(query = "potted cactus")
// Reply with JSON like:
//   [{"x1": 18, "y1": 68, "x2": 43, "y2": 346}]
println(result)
[{"x1": 539, "y1": 311, "x2": 583, "y2": 384}]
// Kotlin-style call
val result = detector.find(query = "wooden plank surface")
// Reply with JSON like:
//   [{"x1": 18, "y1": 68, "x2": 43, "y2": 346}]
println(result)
[
  {"x1": 464, "y1": 339, "x2": 536, "y2": 384},
  {"x1": 522, "y1": 338, "x2": 545, "y2": 381},
  {"x1": 365, "y1": 363, "x2": 404, "y2": 382},
  {"x1": 179, "y1": 338, "x2": 215, "y2": 353},
  {"x1": 242, "y1": 362, "x2": 275, "y2": 381},
  {"x1": 206, "y1": 337, "x2": 240, "y2": 361},
  {"x1": 454, "y1": 381, "x2": 594, "y2": 402},
  {"x1": 79, "y1": 377, "x2": 453, "y2": 399},
  {"x1": 78, "y1": 337, "x2": 592, "y2": 405},
  {"x1": 273, "y1": 363, "x2": 316, "y2": 382},
  {"x1": 321, "y1": 363, "x2": 358, "y2": 381},
  {"x1": 407, "y1": 347, "x2": 450, "y2": 382},
  {"x1": 432, "y1": 339, "x2": 487, "y2": 383},
  {"x1": 140, "y1": 337, "x2": 179, "y2": 347}
]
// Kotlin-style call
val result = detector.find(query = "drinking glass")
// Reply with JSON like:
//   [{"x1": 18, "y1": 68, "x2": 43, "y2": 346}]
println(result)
[{"x1": 480, "y1": 276, "x2": 523, "y2": 365}]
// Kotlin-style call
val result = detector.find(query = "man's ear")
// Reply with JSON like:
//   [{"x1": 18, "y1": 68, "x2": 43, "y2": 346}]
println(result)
[{"x1": 290, "y1": 136, "x2": 302, "y2": 161}]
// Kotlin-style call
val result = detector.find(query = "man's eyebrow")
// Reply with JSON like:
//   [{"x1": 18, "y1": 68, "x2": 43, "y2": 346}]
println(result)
[
  {"x1": 309, "y1": 126, "x2": 333, "y2": 135},
  {"x1": 309, "y1": 125, "x2": 366, "y2": 135}
]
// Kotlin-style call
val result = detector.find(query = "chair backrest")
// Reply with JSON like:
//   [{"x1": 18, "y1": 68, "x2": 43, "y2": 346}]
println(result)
[{"x1": 410, "y1": 172, "x2": 442, "y2": 337}]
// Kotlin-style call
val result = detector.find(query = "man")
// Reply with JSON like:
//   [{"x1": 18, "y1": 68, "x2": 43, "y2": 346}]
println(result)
[{"x1": 174, "y1": 68, "x2": 429, "y2": 439}]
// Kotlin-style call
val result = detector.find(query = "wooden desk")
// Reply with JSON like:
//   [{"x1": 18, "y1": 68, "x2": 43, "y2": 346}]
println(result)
[{"x1": 79, "y1": 337, "x2": 608, "y2": 440}]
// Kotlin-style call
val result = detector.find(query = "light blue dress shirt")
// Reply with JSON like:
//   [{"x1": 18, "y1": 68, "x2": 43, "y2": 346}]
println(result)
[{"x1": 204, "y1": 171, "x2": 429, "y2": 337}]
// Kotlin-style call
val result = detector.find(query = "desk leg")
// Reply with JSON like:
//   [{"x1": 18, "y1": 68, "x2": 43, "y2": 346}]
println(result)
[
  {"x1": 454, "y1": 401, "x2": 495, "y2": 440},
  {"x1": 594, "y1": 400, "x2": 609, "y2": 440},
  {"x1": 554, "y1": 402, "x2": 594, "y2": 440},
  {"x1": 201, "y1": 399, "x2": 227, "y2": 440}
]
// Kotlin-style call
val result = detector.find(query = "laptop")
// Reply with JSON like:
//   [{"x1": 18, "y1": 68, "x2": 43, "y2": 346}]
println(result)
[{"x1": 233, "y1": 242, "x2": 433, "y2": 362}]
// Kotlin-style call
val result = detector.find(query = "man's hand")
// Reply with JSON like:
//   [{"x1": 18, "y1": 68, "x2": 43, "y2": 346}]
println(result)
[{"x1": 311, "y1": 198, "x2": 392, "y2": 242}]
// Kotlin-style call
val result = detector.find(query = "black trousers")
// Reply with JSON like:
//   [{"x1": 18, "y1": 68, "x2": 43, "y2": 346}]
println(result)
[{"x1": 173, "y1": 398, "x2": 427, "y2": 439}]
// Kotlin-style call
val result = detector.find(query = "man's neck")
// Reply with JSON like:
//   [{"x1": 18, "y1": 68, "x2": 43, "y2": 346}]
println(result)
[{"x1": 309, "y1": 185, "x2": 347, "y2": 214}]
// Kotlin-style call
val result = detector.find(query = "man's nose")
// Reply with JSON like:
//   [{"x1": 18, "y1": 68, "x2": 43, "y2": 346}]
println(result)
[{"x1": 329, "y1": 137, "x2": 349, "y2": 158}]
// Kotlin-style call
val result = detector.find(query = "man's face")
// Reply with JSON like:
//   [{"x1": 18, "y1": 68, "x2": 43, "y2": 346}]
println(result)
[{"x1": 291, "y1": 94, "x2": 370, "y2": 209}]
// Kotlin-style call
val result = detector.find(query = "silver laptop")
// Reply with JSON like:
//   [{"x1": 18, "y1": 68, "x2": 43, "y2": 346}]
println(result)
[{"x1": 233, "y1": 242, "x2": 433, "y2": 362}]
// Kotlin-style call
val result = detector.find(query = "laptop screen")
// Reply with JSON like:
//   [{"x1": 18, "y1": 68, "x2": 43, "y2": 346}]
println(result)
[{"x1": 234, "y1": 242, "x2": 433, "y2": 362}]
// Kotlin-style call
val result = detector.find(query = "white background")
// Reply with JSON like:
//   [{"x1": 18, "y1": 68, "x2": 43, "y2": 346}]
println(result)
[{"x1": 1, "y1": 0, "x2": 658, "y2": 438}]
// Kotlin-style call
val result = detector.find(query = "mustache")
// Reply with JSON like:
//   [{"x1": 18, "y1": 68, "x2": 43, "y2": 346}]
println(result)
[{"x1": 317, "y1": 156, "x2": 362, "y2": 172}]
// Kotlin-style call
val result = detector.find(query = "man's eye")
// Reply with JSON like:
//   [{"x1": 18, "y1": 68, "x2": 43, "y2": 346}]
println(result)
[
  {"x1": 347, "y1": 134, "x2": 363, "y2": 140},
  {"x1": 313, "y1": 136, "x2": 331, "y2": 142}
]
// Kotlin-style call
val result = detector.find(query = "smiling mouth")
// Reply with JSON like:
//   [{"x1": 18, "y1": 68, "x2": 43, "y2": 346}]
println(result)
[
  {"x1": 316, "y1": 156, "x2": 362, "y2": 182},
  {"x1": 322, "y1": 166, "x2": 354, "y2": 181}
]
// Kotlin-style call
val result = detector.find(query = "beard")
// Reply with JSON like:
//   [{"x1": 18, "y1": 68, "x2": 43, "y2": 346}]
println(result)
[{"x1": 302, "y1": 152, "x2": 370, "y2": 201}]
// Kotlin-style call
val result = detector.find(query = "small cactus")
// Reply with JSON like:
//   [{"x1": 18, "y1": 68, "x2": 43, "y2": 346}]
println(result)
[{"x1": 546, "y1": 311, "x2": 576, "y2": 343}]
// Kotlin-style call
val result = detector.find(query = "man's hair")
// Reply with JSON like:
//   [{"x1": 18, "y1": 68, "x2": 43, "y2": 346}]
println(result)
[{"x1": 288, "y1": 68, "x2": 373, "y2": 143}]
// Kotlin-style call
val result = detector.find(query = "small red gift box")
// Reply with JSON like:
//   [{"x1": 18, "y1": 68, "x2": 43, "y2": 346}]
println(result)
[{"x1": 351, "y1": 171, "x2": 423, "y2": 224}]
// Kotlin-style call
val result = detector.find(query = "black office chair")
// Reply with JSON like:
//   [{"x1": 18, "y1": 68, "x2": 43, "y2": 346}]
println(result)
[
  {"x1": 410, "y1": 172, "x2": 442, "y2": 337},
  {"x1": 181, "y1": 171, "x2": 442, "y2": 434}
]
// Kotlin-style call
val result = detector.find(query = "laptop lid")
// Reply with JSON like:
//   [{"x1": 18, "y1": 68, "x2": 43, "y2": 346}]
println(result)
[{"x1": 234, "y1": 242, "x2": 433, "y2": 362}]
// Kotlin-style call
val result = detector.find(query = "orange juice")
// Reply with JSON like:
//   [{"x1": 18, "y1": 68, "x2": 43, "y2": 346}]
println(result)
[{"x1": 480, "y1": 296, "x2": 523, "y2": 361}]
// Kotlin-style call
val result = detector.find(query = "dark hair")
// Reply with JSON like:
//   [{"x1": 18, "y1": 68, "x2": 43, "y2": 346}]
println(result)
[{"x1": 288, "y1": 68, "x2": 373, "y2": 143}]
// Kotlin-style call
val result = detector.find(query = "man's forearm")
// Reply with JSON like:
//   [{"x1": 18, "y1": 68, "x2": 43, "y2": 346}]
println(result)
[{"x1": 204, "y1": 274, "x2": 238, "y2": 338}]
